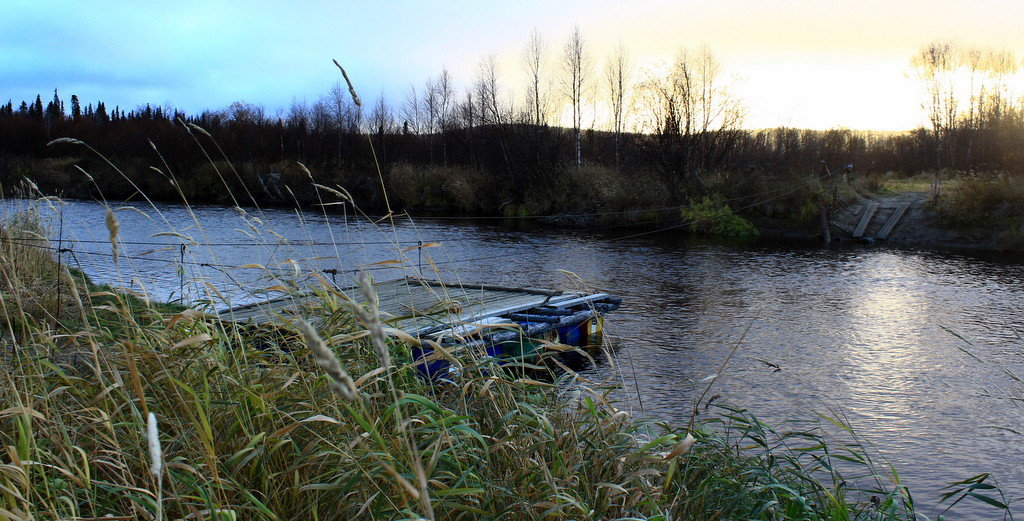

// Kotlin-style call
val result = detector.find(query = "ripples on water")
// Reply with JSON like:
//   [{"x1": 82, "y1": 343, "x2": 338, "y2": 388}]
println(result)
[{"x1": 9, "y1": 198, "x2": 1024, "y2": 519}]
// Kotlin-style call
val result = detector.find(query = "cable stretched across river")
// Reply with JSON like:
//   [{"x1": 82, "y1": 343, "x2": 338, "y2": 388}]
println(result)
[
  {"x1": 0, "y1": 236, "x2": 508, "y2": 278},
  {"x1": 4, "y1": 236, "x2": 422, "y2": 247}
]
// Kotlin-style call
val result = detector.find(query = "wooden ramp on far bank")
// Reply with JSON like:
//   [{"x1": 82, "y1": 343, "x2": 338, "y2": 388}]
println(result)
[
  {"x1": 838, "y1": 199, "x2": 912, "y2": 242},
  {"x1": 875, "y1": 201, "x2": 911, "y2": 240}
]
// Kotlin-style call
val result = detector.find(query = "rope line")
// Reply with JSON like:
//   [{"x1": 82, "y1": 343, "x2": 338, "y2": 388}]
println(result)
[
  {"x1": 11, "y1": 236, "x2": 422, "y2": 247},
  {"x1": 0, "y1": 237, "x2": 504, "y2": 275}
]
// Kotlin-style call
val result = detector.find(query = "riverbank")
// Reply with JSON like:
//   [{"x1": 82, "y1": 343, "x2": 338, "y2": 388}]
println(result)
[
  {"x1": 2, "y1": 207, "x2": 985, "y2": 520},
  {"x1": 9, "y1": 151, "x2": 1021, "y2": 253}
]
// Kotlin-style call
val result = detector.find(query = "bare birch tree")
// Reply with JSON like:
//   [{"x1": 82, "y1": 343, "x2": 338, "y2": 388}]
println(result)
[
  {"x1": 562, "y1": 25, "x2": 589, "y2": 167},
  {"x1": 982, "y1": 49, "x2": 1019, "y2": 124},
  {"x1": 437, "y1": 68, "x2": 454, "y2": 163},
  {"x1": 641, "y1": 46, "x2": 744, "y2": 200},
  {"x1": 605, "y1": 41, "x2": 633, "y2": 169},
  {"x1": 369, "y1": 93, "x2": 394, "y2": 135},
  {"x1": 402, "y1": 85, "x2": 422, "y2": 134},
  {"x1": 523, "y1": 28, "x2": 547, "y2": 126},
  {"x1": 477, "y1": 55, "x2": 506, "y2": 126},
  {"x1": 962, "y1": 46, "x2": 985, "y2": 133},
  {"x1": 369, "y1": 93, "x2": 394, "y2": 165},
  {"x1": 475, "y1": 55, "x2": 516, "y2": 192},
  {"x1": 912, "y1": 41, "x2": 958, "y2": 168},
  {"x1": 423, "y1": 76, "x2": 441, "y2": 162}
]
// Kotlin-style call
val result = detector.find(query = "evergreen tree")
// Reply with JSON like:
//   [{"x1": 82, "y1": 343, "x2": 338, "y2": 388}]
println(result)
[
  {"x1": 30, "y1": 95, "x2": 44, "y2": 120},
  {"x1": 71, "y1": 95, "x2": 81, "y2": 120},
  {"x1": 95, "y1": 101, "x2": 109, "y2": 123},
  {"x1": 45, "y1": 89, "x2": 64, "y2": 121}
]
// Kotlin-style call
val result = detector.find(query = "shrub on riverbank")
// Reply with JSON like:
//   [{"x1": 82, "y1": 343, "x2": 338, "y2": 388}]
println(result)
[
  {"x1": 681, "y1": 195, "x2": 760, "y2": 238},
  {"x1": 388, "y1": 163, "x2": 503, "y2": 214},
  {"x1": 704, "y1": 170, "x2": 849, "y2": 228}
]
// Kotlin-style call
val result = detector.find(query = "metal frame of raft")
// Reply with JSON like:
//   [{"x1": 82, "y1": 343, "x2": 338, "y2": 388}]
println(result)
[{"x1": 219, "y1": 277, "x2": 621, "y2": 379}]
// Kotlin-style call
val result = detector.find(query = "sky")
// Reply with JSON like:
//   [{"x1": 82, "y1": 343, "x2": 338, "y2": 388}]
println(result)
[{"x1": 3, "y1": 0, "x2": 1024, "y2": 131}]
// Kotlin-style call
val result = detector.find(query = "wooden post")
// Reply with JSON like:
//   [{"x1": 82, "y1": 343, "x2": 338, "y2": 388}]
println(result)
[
  {"x1": 55, "y1": 210, "x2": 63, "y2": 328},
  {"x1": 819, "y1": 205, "x2": 831, "y2": 246},
  {"x1": 179, "y1": 244, "x2": 186, "y2": 298}
]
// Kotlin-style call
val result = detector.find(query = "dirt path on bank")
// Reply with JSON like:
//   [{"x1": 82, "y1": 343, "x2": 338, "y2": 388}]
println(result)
[{"x1": 830, "y1": 190, "x2": 994, "y2": 250}]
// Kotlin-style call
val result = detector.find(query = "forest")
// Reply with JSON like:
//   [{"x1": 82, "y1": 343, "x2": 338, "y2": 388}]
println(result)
[{"x1": 1, "y1": 35, "x2": 1022, "y2": 222}]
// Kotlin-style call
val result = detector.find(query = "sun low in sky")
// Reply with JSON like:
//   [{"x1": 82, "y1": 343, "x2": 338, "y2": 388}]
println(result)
[{"x1": 3, "y1": 0, "x2": 1023, "y2": 132}]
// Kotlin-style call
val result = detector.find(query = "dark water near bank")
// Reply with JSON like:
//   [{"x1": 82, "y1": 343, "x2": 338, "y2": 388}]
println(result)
[{"x1": 12, "y1": 198, "x2": 1024, "y2": 519}]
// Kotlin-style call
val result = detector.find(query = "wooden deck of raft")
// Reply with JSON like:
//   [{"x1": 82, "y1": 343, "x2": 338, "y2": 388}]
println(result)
[{"x1": 220, "y1": 277, "x2": 614, "y2": 338}]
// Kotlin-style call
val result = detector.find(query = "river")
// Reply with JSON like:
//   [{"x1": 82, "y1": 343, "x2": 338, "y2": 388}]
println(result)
[{"x1": 9, "y1": 197, "x2": 1024, "y2": 519}]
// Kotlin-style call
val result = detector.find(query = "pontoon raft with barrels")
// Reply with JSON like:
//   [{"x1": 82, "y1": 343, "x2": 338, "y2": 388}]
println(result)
[{"x1": 220, "y1": 277, "x2": 621, "y2": 379}]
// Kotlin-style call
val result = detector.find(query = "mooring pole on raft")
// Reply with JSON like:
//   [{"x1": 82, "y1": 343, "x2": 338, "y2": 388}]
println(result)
[
  {"x1": 179, "y1": 243, "x2": 186, "y2": 298},
  {"x1": 55, "y1": 209, "x2": 64, "y2": 328}
]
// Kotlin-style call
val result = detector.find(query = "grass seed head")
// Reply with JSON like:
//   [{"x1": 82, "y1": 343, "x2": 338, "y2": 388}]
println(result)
[
  {"x1": 147, "y1": 412, "x2": 162, "y2": 476},
  {"x1": 47, "y1": 137, "x2": 85, "y2": 147},
  {"x1": 332, "y1": 59, "x2": 362, "y2": 107},
  {"x1": 104, "y1": 206, "x2": 120, "y2": 263},
  {"x1": 356, "y1": 272, "x2": 390, "y2": 367},
  {"x1": 297, "y1": 319, "x2": 357, "y2": 400}
]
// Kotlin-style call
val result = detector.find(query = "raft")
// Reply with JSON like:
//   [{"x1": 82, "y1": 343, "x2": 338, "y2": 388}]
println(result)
[{"x1": 219, "y1": 277, "x2": 621, "y2": 379}]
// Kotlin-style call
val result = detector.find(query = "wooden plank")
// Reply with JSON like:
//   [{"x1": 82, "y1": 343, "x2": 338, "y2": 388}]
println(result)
[
  {"x1": 219, "y1": 277, "x2": 588, "y2": 337},
  {"x1": 421, "y1": 279, "x2": 561, "y2": 296},
  {"x1": 876, "y1": 202, "x2": 910, "y2": 240},
  {"x1": 852, "y1": 202, "x2": 878, "y2": 238}
]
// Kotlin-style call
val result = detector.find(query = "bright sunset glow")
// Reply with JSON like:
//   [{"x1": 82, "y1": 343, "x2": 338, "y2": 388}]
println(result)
[{"x1": 4, "y1": 0, "x2": 1024, "y2": 131}]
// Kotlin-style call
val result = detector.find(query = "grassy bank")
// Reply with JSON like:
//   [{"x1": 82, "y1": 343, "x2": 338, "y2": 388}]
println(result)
[
  {"x1": 932, "y1": 171, "x2": 1024, "y2": 249},
  {"x1": 1, "y1": 206, "x2": 1008, "y2": 520}
]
